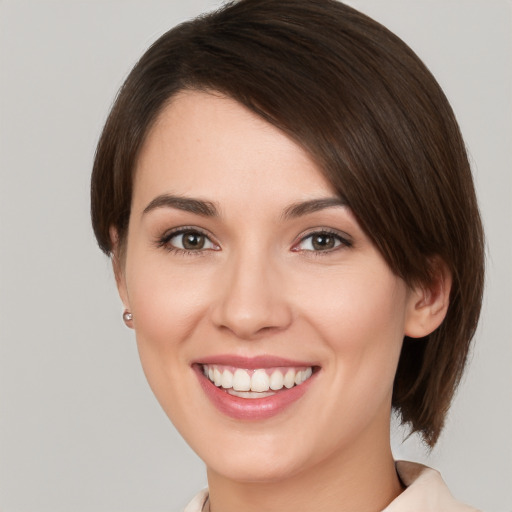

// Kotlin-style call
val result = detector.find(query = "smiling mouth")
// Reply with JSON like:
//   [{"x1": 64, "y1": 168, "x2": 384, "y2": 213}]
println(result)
[{"x1": 201, "y1": 364, "x2": 314, "y2": 399}]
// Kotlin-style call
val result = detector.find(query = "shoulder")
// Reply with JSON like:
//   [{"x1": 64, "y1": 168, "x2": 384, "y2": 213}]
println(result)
[
  {"x1": 183, "y1": 488, "x2": 209, "y2": 512},
  {"x1": 383, "y1": 461, "x2": 481, "y2": 512}
]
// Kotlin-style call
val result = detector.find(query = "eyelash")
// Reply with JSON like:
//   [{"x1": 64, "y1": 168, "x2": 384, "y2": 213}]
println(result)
[
  {"x1": 156, "y1": 227, "x2": 219, "y2": 256},
  {"x1": 156, "y1": 227, "x2": 352, "y2": 255},
  {"x1": 292, "y1": 229, "x2": 353, "y2": 256}
]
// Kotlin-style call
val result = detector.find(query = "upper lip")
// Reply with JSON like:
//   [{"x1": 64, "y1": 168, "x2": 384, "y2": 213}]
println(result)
[{"x1": 193, "y1": 354, "x2": 318, "y2": 369}]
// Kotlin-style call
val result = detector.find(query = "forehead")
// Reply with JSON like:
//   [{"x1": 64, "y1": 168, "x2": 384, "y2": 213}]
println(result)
[{"x1": 132, "y1": 90, "x2": 338, "y2": 213}]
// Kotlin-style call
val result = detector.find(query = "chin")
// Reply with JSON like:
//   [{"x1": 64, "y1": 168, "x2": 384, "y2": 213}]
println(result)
[{"x1": 205, "y1": 448, "x2": 309, "y2": 483}]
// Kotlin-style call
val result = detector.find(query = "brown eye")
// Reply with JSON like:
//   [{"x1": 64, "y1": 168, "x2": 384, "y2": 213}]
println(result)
[
  {"x1": 311, "y1": 234, "x2": 336, "y2": 250},
  {"x1": 182, "y1": 231, "x2": 206, "y2": 250},
  {"x1": 295, "y1": 230, "x2": 349, "y2": 252},
  {"x1": 163, "y1": 229, "x2": 218, "y2": 252}
]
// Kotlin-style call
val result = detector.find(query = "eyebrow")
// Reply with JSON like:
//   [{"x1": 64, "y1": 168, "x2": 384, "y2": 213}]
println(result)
[
  {"x1": 282, "y1": 197, "x2": 348, "y2": 219},
  {"x1": 142, "y1": 194, "x2": 348, "y2": 220},
  {"x1": 142, "y1": 194, "x2": 219, "y2": 217}
]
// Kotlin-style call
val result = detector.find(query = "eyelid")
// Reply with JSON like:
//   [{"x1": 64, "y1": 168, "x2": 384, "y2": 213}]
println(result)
[
  {"x1": 291, "y1": 228, "x2": 353, "y2": 253},
  {"x1": 156, "y1": 226, "x2": 220, "y2": 253}
]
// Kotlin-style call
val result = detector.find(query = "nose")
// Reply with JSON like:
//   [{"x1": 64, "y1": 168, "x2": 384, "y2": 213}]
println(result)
[{"x1": 211, "y1": 250, "x2": 293, "y2": 340}]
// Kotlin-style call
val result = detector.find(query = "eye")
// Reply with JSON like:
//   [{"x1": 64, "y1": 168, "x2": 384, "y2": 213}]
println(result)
[
  {"x1": 293, "y1": 230, "x2": 351, "y2": 252},
  {"x1": 159, "y1": 228, "x2": 218, "y2": 253}
]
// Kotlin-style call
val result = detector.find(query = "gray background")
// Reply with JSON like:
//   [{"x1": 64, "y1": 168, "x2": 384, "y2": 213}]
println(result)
[{"x1": 0, "y1": 0, "x2": 510, "y2": 511}]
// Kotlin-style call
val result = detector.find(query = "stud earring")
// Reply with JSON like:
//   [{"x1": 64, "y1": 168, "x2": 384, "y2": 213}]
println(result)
[{"x1": 122, "y1": 310, "x2": 133, "y2": 325}]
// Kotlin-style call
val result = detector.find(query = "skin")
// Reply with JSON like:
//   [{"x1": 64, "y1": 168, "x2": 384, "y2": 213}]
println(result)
[{"x1": 114, "y1": 90, "x2": 451, "y2": 512}]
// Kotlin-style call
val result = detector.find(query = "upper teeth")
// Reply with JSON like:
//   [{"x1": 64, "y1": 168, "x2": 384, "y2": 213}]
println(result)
[{"x1": 203, "y1": 364, "x2": 313, "y2": 393}]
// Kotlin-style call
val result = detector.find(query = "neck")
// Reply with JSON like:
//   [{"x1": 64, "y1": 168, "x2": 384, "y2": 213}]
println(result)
[{"x1": 206, "y1": 428, "x2": 402, "y2": 512}]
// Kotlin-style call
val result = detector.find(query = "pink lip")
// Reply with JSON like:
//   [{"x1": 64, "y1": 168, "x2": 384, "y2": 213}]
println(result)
[
  {"x1": 195, "y1": 354, "x2": 316, "y2": 369},
  {"x1": 193, "y1": 359, "x2": 318, "y2": 421}
]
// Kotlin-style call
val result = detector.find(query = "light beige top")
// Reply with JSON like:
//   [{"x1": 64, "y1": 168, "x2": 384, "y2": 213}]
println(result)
[{"x1": 183, "y1": 461, "x2": 480, "y2": 512}]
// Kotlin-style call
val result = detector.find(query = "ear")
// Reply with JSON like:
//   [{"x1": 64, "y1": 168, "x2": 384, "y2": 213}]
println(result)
[
  {"x1": 404, "y1": 258, "x2": 452, "y2": 338},
  {"x1": 109, "y1": 226, "x2": 132, "y2": 327}
]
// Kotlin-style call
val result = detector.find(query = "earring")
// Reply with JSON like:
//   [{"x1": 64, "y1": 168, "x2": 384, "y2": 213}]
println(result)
[{"x1": 122, "y1": 309, "x2": 133, "y2": 325}]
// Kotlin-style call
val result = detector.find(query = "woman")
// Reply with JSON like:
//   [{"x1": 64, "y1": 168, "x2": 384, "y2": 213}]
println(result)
[{"x1": 91, "y1": 0, "x2": 484, "y2": 510}]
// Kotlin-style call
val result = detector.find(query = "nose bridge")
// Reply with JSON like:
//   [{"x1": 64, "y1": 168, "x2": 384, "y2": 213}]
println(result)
[{"x1": 212, "y1": 242, "x2": 292, "y2": 339}]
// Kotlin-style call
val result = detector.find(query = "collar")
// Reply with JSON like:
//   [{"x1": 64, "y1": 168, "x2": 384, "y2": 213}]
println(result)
[
  {"x1": 184, "y1": 461, "x2": 479, "y2": 512},
  {"x1": 383, "y1": 461, "x2": 480, "y2": 512}
]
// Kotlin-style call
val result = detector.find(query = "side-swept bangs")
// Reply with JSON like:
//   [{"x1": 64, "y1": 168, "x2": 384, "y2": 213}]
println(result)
[{"x1": 91, "y1": 0, "x2": 484, "y2": 446}]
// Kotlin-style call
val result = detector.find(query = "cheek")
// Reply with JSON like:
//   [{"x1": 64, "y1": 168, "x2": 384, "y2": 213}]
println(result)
[
  {"x1": 123, "y1": 256, "x2": 218, "y2": 404},
  {"x1": 122, "y1": 256, "x2": 214, "y2": 423},
  {"x1": 287, "y1": 268, "x2": 408, "y2": 450},
  {"x1": 293, "y1": 264, "x2": 408, "y2": 387},
  {"x1": 297, "y1": 263, "x2": 407, "y2": 334},
  {"x1": 126, "y1": 256, "x2": 212, "y2": 343}
]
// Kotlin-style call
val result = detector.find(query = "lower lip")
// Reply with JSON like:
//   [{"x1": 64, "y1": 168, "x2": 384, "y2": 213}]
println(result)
[{"x1": 194, "y1": 365, "x2": 316, "y2": 420}]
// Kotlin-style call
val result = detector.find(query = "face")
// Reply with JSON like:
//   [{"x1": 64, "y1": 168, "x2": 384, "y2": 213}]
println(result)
[{"x1": 117, "y1": 90, "x2": 419, "y2": 483}]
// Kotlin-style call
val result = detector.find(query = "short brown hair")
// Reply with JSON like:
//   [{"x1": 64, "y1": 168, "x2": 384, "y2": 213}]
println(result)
[{"x1": 91, "y1": 0, "x2": 484, "y2": 446}]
